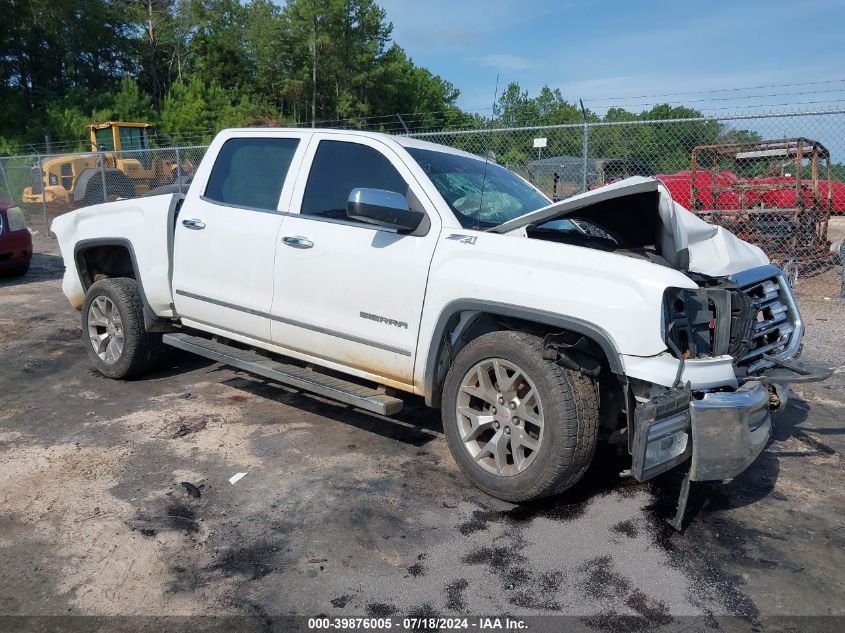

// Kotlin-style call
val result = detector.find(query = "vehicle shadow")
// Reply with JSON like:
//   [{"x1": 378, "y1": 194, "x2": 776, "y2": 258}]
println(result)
[
  {"x1": 220, "y1": 373, "x2": 442, "y2": 447},
  {"x1": 143, "y1": 346, "x2": 218, "y2": 380},
  {"x1": 505, "y1": 393, "x2": 830, "y2": 528},
  {"x1": 0, "y1": 251, "x2": 64, "y2": 286},
  {"x1": 139, "y1": 347, "x2": 441, "y2": 448},
  {"x1": 146, "y1": 347, "x2": 835, "y2": 522},
  {"x1": 498, "y1": 444, "x2": 643, "y2": 521}
]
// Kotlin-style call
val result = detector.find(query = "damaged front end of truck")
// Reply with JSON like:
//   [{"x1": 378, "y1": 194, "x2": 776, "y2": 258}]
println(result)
[
  {"x1": 495, "y1": 177, "x2": 832, "y2": 528},
  {"x1": 633, "y1": 263, "x2": 830, "y2": 528}
]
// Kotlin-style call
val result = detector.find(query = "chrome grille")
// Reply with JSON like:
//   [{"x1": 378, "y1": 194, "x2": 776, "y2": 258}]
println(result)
[{"x1": 734, "y1": 266, "x2": 802, "y2": 373}]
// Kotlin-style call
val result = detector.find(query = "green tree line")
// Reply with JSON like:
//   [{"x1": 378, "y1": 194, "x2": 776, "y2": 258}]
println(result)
[
  {"x1": 0, "y1": 0, "x2": 477, "y2": 152},
  {"x1": 3, "y1": 0, "x2": 833, "y2": 183}
]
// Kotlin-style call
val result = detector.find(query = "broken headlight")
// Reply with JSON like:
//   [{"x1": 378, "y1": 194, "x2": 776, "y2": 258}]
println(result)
[{"x1": 631, "y1": 389, "x2": 691, "y2": 481}]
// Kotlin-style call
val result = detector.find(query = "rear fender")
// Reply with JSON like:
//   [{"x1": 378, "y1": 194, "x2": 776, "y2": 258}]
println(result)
[
  {"x1": 51, "y1": 195, "x2": 183, "y2": 321},
  {"x1": 73, "y1": 238, "x2": 174, "y2": 332}
]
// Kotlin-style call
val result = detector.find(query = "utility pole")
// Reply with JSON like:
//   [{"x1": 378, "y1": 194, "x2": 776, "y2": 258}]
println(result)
[
  {"x1": 145, "y1": 0, "x2": 161, "y2": 106},
  {"x1": 579, "y1": 98, "x2": 589, "y2": 193},
  {"x1": 311, "y1": 17, "x2": 318, "y2": 128}
]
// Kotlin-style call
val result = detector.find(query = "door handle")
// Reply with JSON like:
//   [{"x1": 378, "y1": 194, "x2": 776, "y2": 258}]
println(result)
[
  {"x1": 282, "y1": 236, "x2": 314, "y2": 249},
  {"x1": 182, "y1": 218, "x2": 206, "y2": 230}
]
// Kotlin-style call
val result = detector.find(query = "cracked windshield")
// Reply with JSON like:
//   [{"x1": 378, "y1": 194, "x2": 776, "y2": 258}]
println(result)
[{"x1": 407, "y1": 147, "x2": 550, "y2": 228}]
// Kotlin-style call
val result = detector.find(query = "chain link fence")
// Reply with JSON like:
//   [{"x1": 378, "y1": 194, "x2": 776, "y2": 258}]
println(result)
[
  {"x1": 2, "y1": 109, "x2": 843, "y2": 294},
  {"x1": 414, "y1": 110, "x2": 845, "y2": 288},
  {"x1": 0, "y1": 145, "x2": 209, "y2": 237}
]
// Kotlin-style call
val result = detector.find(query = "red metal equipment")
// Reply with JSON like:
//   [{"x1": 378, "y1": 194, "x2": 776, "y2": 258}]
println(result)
[{"x1": 685, "y1": 138, "x2": 835, "y2": 273}]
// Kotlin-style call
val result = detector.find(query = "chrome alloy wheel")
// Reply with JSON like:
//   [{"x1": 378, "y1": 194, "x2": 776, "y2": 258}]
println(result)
[
  {"x1": 87, "y1": 296, "x2": 124, "y2": 365},
  {"x1": 456, "y1": 358, "x2": 544, "y2": 476}
]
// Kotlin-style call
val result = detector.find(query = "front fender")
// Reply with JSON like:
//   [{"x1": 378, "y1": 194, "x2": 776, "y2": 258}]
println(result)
[
  {"x1": 414, "y1": 231, "x2": 698, "y2": 398},
  {"x1": 420, "y1": 299, "x2": 625, "y2": 406}
]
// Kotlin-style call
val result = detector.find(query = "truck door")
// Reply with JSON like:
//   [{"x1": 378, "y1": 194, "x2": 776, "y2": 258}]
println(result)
[
  {"x1": 270, "y1": 134, "x2": 441, "y2": 387},
  {"x1": 172, "y1": 133, "x2": 310, "y2": 342}
]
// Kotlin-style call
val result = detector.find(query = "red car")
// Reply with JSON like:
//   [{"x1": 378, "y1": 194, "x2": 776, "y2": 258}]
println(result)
[{"x1": 0, "y1": 201, "x2": 32, "y2": 277}]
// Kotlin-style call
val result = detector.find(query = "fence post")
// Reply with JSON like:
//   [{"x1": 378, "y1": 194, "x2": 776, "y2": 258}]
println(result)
[
  {"x1": 579, "y1": 99, "x2": 589, "y2": 193},
  {"x1": 0, "y1": 159, "x2": 11, "y2": 203},
  {"x1": 840, "y1": 247, "x2": 844, "y2": 299},
  {"x1": 37, "y1": 154, "x2": 49, "y2": 235},
  {"x1": 98, "y1": 150, "x2": 108, "y2": 203},
  {"x1": 176, "y1": 146, "x2": 183, "y2": 191}
]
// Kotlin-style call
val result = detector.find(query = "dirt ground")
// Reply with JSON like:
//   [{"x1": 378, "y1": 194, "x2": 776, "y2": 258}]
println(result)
[{"x1": 1, "y1": 237, "x2": 844, "y2": 632}]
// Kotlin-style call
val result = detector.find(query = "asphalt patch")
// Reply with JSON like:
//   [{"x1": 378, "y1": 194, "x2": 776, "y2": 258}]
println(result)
[
  {"x1": 508, "y1": 570, "x2": 563, "y2": 611},
  {"x1": 130, "y1": 502, "x2": 200, "y2": 537},
  {"x1": 209, "y1": 542, "x2": 284, "y2": 580},
  {"x1": 172, "y1": 417, "x2": 207, "y2": 438},
  {"x1": 625, "y1": 588, "x2": 673, "y2": 626},
  {"x1": 180, "y1": 481, "x2": 203, "y2": 498},
  {"x1": 366, "y1": 603, "x2": 397, "y2": 617},
  {"x1": 611, "y1": 519, "x2": 639, "y2": 539},
  {"x1": 443, "y1": 579, "x2": 468, "y2": 611},
  {"x1": 331, "y1": 595, "x2": 350, "y2": 608},
  {"x1": 462, "y1": 543, "x2": 526, "y2": 574},
  {"x1": 581, "y1": 556, "x2": 631, "y2": 601}
]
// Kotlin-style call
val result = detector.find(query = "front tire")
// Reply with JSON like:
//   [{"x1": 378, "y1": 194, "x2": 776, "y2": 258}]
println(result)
[
  {"x1": 441, "y1": 331, "x2": 599, "y2": 502},
  {"x1": 82, "y1": 278, "x2": 162, "y2": 379}
]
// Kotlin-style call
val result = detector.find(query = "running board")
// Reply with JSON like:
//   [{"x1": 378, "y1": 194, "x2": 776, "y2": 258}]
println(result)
[{"x1": 162, "y1": 333, "x2": 404, "y2": 416}]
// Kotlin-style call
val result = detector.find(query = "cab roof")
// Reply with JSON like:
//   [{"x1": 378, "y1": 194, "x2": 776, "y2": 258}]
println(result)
[{"x1": 219, "y1": 127, "x2": 484, "y2": 161}]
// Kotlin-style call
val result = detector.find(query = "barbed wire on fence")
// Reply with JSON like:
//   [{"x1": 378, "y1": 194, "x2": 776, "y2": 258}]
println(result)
[{"x1": 2, "y1": 108, "x2": 842, "y2": 293}]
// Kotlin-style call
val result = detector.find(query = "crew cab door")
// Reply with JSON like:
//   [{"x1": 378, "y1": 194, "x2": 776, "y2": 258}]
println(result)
[
  {"x1": 270, "y1": 134, "x2": 440, "y2": 387},
  {"x1": 172, "y1": 133, "x2": 309, "y2": 341}
]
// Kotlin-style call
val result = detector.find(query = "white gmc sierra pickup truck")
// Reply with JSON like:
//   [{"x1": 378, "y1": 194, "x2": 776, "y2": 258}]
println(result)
[{"x1": 52, "y1": 128, "x2": 830, "y2": 517}]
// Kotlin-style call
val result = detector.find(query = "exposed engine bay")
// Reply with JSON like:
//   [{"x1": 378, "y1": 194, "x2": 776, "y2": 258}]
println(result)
[
  {"x1": 497, "y1": 176, "x2": 771, "y2": 277},
  {"x1": 500, "y1": 179, "x2": 806, "y2": 373},
  {"x1": 524, "y1": 190, "x2": 673, "y2": 267}
]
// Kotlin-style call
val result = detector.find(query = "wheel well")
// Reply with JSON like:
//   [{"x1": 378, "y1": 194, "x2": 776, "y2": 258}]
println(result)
[
  {"x1": 427, "y1": 310, "x2": 625, "y2": 432},
  {"x1": 75, "y1": 244, "x2": 136, "y2": 291}
]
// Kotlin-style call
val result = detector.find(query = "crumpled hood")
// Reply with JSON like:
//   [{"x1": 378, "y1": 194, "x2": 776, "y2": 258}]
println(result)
[{"x1": 495, "y1": 176, "x2": 769, "y2": 277}]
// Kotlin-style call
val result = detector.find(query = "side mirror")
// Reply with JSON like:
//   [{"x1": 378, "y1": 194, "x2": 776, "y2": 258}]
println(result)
[{"x1": 347, "y1": 188, "x2": 424, "y2": 233}]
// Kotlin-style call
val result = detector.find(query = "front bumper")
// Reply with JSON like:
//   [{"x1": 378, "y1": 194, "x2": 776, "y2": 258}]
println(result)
[
  {"x1": 631, "y1": 359, "x2": 831, "y2": 483},
  {"x1": 688, "y1": 382, "x2": 771, "y2": 481}
]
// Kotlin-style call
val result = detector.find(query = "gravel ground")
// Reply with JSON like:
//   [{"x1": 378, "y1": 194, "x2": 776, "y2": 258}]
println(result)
[{"x1": 0, "y1": 236, "x2": 843, "y2": 632}]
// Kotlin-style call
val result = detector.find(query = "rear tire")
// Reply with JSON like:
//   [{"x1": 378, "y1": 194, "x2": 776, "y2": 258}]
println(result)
[
  {"x1": 441, "y1": 330, "x2": 599, "y2": 502},
  {"x1": 82, "y1": 278, "x2": 162, "y2": 379}
]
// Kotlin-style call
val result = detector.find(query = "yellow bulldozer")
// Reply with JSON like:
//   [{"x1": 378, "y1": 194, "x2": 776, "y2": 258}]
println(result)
[{"x1": 22, "y1": 122, "x2": 180, "y2": 211}]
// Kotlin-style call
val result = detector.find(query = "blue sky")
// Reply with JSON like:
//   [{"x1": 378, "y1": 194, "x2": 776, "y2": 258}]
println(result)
[{"x1": 378, "y1": 0, "x2": 845, "y2": 116}]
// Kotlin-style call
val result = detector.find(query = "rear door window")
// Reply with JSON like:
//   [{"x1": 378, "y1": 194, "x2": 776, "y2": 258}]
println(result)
[
  {"x1": 301, "y1": 140, "x2": 409, "y2": 220},
  {"x1": 204, "y1": 137, "x2": 300, "y2": 211}
]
